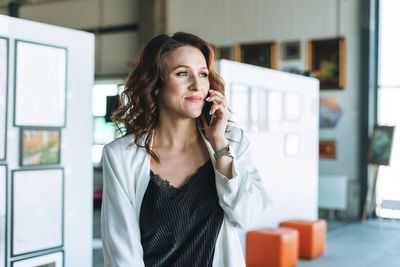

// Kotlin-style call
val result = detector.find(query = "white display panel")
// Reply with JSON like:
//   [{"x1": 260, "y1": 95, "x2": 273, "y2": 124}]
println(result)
[
  {"x1": 14, "y1": 40, "x2": 67, "y2": 127},
  {"x1": 0, "y1": 37, "x2": 7, "y2": 160},
  {"x1": 0, "y1": 165, "x2": 6, "y2": 267},
  {"x1": 12, "y1": 251, "x2": 63, "y2": 267},
  {"x1": 12, "y1": 169, "x2": 63, "y2": 256}
]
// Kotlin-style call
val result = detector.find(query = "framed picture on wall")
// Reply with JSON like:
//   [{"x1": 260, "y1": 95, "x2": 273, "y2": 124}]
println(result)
[
  {"x1": 12, "y1": 251, "x2": 64, "y2": 267},
  {"x1": 308, "y1": 37, "x2": 346, "y2": 90},
  {"x1": 0, "y1": 164, "x2": 6, "y2": 267},
  {"x1": 237, "y1": 42, "x2": 277, "y2": 69},
  {"x1": 0, "y1": 36, "x2": 8, "y2": 161},
  {"x1": 281, "y1": 41, "x2": 301, "y2": 60},
  {"x1": 12, "y1": 168, "x2": 64, "y2": 256},
  {"x1": 215, "y1": 46, "x2": 237, "y2": 61},
  {"x1": 14, "y1": 40, "x2": 67, "y2": 127},
  {"x1": 319, "y1": 140, "x2": 336, "y2": 159},
  {"x1": 20, "y1": 128, "x2": 61, "y2": 166},
  {"x1": 368, "y1": 125, "x2": 395, "y2": 166}
]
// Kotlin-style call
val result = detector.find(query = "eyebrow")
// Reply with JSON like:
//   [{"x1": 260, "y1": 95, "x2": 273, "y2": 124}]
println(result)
[{"x1": 172, "y1": 65, "x2": 208, "y2": 71}]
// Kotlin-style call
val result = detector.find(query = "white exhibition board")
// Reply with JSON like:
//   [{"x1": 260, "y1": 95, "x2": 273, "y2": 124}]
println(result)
[
  {"x1": 216, "y1": 59, "x2": 319, "y2": 253},
  {"x1": 1, "y1": 14, "x2": 94, "y2": 267}
]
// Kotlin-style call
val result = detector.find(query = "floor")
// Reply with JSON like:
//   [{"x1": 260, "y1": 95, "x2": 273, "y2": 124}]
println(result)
[{"x1": 93, "y1": 210, "x2": 400, "y2": 267}]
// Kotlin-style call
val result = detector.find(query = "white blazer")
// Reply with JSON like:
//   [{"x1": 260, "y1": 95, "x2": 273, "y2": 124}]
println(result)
[{"x1": 101, "y1": 125, "x2": 269, "y2": 267}]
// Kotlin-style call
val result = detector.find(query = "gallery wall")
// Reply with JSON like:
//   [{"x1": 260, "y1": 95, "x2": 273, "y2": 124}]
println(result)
[
  {"x1": 167, "y1": 0, "x2": 362, "y2": 219},
  {"x1": 0, "y1": 15, "x2": 94, "y2": 267}
]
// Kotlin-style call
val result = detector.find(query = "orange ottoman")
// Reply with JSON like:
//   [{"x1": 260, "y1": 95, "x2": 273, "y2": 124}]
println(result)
[
  {"x1": 279, "y1": 219, "x2": 327, "y2": 259},
  {"x1": 246, "y1": 227, "x2": 299, "y2": 267}
]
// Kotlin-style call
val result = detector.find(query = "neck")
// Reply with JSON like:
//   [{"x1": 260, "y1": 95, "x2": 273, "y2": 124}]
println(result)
[{"x1": 154, "y1": 114, "x2": 200, "y2": 151}]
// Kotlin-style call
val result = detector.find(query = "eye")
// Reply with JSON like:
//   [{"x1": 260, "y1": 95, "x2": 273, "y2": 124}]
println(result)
[
  {"x1": 199, "y1": 72, "x2": 209, "y2": 78},
  {"x1": 176, "y1": 71, "x2": 188, "y2": 77}
]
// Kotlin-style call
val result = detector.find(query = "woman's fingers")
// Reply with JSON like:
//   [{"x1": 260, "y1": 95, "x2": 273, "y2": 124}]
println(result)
[{"x1": 206, "y1": 90, "x2": 228, "y2": 109}]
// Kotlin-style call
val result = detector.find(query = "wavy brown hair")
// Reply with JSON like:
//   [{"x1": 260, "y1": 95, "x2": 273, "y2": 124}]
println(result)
[{"x1": 112, "y1": 32, "x2": 225, "y2": 162}]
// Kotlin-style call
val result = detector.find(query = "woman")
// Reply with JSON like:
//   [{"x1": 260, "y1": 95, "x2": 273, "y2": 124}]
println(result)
[{"x1": 101, "y1": 32, "x2": 269, "y2": 267}]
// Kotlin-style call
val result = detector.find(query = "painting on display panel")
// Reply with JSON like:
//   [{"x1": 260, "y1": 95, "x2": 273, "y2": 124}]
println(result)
[
  {"x1": 12, "y1": 169, "x2": 63, "y2": 256},
  {"x1": 14, "y1": 40, "x2": 67, "y2": 127},
  {"x1": 20, "y1": 128, "x2": 61, "y2": 166},
  {"x1": 0, "y1": 37, "x2": 8, "y2": 161},
  {"x1": 0, "y1": 165, "x2": 6, "y2": 267},
  {"x1": 12, "y1": 251, "x2": 63, "y2": 267}
]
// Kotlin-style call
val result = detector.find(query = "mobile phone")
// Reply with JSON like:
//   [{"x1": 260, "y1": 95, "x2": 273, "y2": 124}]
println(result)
[{"x1": 202, "y1": 93, "x2": 214, "y2": 126}]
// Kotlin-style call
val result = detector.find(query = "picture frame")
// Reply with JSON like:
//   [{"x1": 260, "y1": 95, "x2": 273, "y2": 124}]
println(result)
[
  {"x1": 281, "y1": 41, "x2": 301, "y2": 60},
  {"x1": 0, "y1": 164, "x2": 7, "y2": 267},
  {"x1": 20, "y1": 128, "x2": 61, "y2": 166},
  {"x1": 0, "y1": 36, "x2": 8, "y2": 161},
  {"x1": 237, "y1": 42, "x2": 277, "y2": 69},
  {"x1": 319, "y1": 140, "x2": 336, "y2": 159},
  {"x1": 368, "y1": 125, "x2": 395, "y2": 166},
  {"x1": 11, "y1": 168, "x2": 64, "y2": 257},
  {"x1": 14, "y1": 40, "x2": 67, "y2": 127},
  {"x1": 215, "y1": 46, "x2": 237, "y2": 61},
  {"x1": 308, "y1": 37, "x2": 346, "y2": 90},
  {"x1": 12, "y1": 250, "x2": 64, "y2": 267},
  {"x1": 319, "y1": 96, "x2": 343, "y2": 128}
]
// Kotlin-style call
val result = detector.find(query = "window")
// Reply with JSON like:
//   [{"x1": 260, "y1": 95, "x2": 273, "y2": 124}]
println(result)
[
  {"x1": 92, "y1": 81, "x2": 120, "y2": 167},
  {"x1": 376, "y1": 0, "x2": 400, "y2": 219}
]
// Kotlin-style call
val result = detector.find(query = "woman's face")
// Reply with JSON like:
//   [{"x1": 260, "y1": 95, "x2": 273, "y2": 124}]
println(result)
[{"x1": 158, "y1": 45, "x2": 210, "y2": 120}]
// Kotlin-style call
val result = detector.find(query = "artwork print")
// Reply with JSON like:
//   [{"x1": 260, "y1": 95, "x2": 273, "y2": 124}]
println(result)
[
  {"x1": 14, "y1": 40, "x2": 67, "y2": 127},
  {"x1": 320, "y1": 97, "x2": 342, "y2": 128},
  {"x1": 368, "y1": 126, "x2": 395, "y2": 165},
  {"x1": 12, "y1": 251, "x2": 63, "y2": 267},
  {"x1": 0, "y1": 37, "x2": 8, "y2": 160},
  {"x1": 239, "y1": 42, "x2": 276, "y2": 69},
  {"x1": 12, "y1": 169, "x2": 63, "y2": 256},
  {"x1": 0, "y1": 165, "x2": 6, "y2": 267},
  {"x1": 21, "y1": 129, "x2": 60, "y2": 166},
  {"x1": 308, "y1": 38, "x2": 345, "y2": 89}
]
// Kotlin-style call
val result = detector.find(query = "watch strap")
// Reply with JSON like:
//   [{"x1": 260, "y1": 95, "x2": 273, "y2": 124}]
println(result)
[{"x1": 214, "y1": 144, "x2": 233, "y2": 160}]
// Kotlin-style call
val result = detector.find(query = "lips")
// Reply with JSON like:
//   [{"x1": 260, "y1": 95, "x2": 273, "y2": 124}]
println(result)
[{"x1": 185, "y1": 96, "x2": 203, "y2": 103}]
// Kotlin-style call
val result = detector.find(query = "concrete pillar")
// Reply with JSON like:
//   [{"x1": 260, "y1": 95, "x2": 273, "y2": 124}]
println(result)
[{"x1": 138, "y1": 0, "x2": 167, "y2": 50}]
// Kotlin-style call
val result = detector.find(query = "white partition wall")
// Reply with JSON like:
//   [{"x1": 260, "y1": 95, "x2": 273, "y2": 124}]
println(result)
[
  {"x1": 0, "y1": 15, "x2": 94, "y2": 267},
  {"x1": 216, "y1": 60, "x2": 319, "y2": 252}
]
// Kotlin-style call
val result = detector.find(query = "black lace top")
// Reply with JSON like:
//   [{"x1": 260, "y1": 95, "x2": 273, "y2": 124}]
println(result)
[{"x1": 139, "y1": 159, "x2": 224, "y2": 267}]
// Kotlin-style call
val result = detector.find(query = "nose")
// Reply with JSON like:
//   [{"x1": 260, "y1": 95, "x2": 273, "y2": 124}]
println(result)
[{"x1": 189, "y1": 75, "x2": 201, "y2": 91}]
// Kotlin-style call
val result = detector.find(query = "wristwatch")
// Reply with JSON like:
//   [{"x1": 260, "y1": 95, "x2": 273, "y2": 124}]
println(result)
[{"x1": 214, "y1": 144, "x2": 233, "y2": 160}]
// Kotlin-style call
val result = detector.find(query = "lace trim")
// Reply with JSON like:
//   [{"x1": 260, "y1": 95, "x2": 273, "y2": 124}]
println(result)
[
  {"x1": 150, "y1": 158, "x2": 212, "y2": 192},
  {"x1": 150, "y1": 172, "x2": 176, "y2": 192}
]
